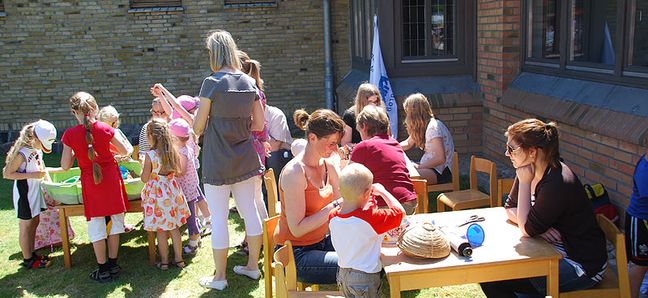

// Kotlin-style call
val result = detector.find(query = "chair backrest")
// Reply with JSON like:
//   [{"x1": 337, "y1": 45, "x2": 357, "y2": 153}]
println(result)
[
  {"x1": 469, "y1": 155, "x2": 498, "y2": 207},
  {"x1": 596, "y1": 214, "x2": 630, "y2": 297},
  {"x1": 264, "y1": 168, "x2": 278, "y2": 217},
  {"x1": 497, "y1": 178, "x2": 515, "y2": 207},
  {"x1": 450, "y1": 151, "x2": 460, "y2": 191},
  {"x1": 263, "y1": 215, "x2": 281, "y2": 298},
  {"x1": 411, "y1": 178, "x2": 428, "y2": 214},
  {"x1": 132, "y1": 145, "x2": 139, "y2": 160},
  {"x1": 273, "y1": 240, "x2": 297, "y2": 298}
]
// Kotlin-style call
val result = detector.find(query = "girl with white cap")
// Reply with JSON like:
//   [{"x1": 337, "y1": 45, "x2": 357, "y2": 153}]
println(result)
[{"x1": 2, "y1": 120, "x2": 58, "y2": 269}]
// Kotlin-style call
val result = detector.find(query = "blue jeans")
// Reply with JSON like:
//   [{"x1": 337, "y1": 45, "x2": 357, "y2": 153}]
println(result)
[
  {"x1": 292, "y1": 235, "x2": 339, "y2": 284},
  {"x1": 480, "y1": 259, "x2": 599, "y2": 298}
]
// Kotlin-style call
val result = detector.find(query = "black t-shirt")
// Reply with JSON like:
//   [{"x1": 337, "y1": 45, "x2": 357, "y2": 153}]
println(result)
[
  {"x1": 505, "y1": 162, "x2": 607, "y2": 278},
  {"x1": 342, "y1": 108, "x2": 361, "y2": 144}
]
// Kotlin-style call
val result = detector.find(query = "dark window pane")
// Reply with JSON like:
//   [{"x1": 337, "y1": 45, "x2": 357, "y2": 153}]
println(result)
[
  {"x1": 528, "y1": 0, "x2": 561, "y2": 60},
  {"x1": 402, "y1": 0, "x2": 455, "y2": 58},
  {"x1": 570, "y1": 0, "x2": 617, "y2": 65},
  {"x1": 629, "y1": 0, "x2": 648, "y2": 68}
]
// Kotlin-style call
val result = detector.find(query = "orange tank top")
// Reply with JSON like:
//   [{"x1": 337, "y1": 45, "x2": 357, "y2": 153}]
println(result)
[{"x1": 273, "y1": 164, "x2": 334, "y2": 247}]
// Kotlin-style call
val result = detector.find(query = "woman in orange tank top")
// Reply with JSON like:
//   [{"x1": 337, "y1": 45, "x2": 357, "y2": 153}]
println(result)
[{"x1": 274, "y1": 108, "x2": 345, "y2": 285}]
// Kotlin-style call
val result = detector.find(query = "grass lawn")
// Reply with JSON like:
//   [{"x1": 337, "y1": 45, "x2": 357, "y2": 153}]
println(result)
[{"x1": 0, "y1": 153, "x2": 486, "y2": 298}]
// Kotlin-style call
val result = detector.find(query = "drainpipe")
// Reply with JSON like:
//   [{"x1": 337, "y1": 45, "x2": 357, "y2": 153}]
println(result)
[{"x1": 323, "y1": 0, "x2": 335, "y2": 110}]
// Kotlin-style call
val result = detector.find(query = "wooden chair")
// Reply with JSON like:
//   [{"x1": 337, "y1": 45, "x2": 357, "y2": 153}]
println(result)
[
  {"x1": 263, "y1": 215, "x2": 281, "y2": 298},
  {"x1": 561, "y1": 215, "x2": 630, "y2": 298},
  {"x1": 411, "y1": 178, "x2": 428, "y2": 214},
  {"x1": 427, "y1": 151, "x2": 460, "y2": 193},
  {"x1": 497, "y1": 178, "x2": 515, "y2": 207},
  {"x1": 437, "y1": 155, "x2": 497, "y2": 211},
  {"x1": 264, "y1": 168, "x2": 279, "y2": 217},
  {"x1": 274, "y1": 240, "x2": 344, "y2": 298}
]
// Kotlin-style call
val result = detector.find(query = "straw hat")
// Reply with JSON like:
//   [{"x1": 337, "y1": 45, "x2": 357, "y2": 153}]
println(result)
[{"x1": 398, "y1": 222, "x2": 450, "y2": 259}]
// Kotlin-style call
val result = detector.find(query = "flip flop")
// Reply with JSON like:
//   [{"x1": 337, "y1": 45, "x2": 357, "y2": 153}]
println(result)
[{"x1": 156, "y1": 263, "x2": 169, "y2": 271}]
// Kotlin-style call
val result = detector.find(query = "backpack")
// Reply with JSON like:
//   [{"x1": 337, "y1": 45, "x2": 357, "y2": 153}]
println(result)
[{"x1": 584, "y1": 183, "x2": 619, "y2": 225}]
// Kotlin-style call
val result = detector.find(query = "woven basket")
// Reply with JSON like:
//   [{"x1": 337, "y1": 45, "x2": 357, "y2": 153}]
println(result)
[{"x1": 397, "y1": 222, "x2": 450, "y2": 259}]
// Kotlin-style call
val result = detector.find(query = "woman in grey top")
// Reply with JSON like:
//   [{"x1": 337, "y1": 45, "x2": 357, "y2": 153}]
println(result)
[{"x1": 193, "y1": 30, "x2": 265, "y2": 291}]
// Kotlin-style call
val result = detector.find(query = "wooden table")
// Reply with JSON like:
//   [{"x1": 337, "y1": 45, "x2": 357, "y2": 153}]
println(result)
[
  {"x1": 57, "y1": 200, "x2": 157, "y2": 268},
  {"x1": 381, "y1": 207, "x2": 562, "y2": 298}
]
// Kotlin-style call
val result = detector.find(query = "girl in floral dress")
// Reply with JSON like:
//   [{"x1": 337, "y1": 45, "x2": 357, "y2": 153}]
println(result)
[{"x1": 140, "y1": 118, "x2": 191, "y2": 270}]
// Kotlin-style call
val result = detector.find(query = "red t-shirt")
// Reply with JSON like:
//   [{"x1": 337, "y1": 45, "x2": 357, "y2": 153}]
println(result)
[
  {"x1": 62, "y1": 121, "x2": 127, "y2": 220},
  {"x1": 350, "y1": 134, "x2": 417, "y2": 206}
]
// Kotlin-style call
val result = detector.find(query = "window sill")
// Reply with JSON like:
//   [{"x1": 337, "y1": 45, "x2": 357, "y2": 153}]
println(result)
[
  {"x1": 128, "y1": 6, "x2": 184, "y2": 13},
  {"x1": 501, "y1": 72, "x2": 648, "y2": 146}
]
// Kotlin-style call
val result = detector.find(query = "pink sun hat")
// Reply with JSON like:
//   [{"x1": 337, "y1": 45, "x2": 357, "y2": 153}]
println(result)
[
  {"x1": 172, "y1": 95, "x2": 200, "y2": 120},
  {"x1": 168, "y1": 118, "x2": 191, "y2": 138}
]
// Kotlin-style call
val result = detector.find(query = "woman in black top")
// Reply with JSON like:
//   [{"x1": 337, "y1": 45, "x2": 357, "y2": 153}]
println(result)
[
  {"x1": 340, "y1": 83, "x2": 384, "y2": 146},
  {"x1": 480, "y1": 119, "x2": 607, "y2": 297}
]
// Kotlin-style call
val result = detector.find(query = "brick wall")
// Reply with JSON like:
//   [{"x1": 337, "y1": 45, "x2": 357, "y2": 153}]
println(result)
[
  {"x1": 0, "y1": 0, "x2": 349, "y2": 133},
  {"x1": 477, "y1": 0, "x2": 643, "y2": 211}
]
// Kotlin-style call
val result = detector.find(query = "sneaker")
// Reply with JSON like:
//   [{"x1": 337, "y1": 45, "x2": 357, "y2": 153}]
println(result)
[
  {"x1": 201, "y1": 221, "x2": 212, "y2": 237},
  {"x1": 233, "y1": 265, "x2": 260, "y2": 280},
  {"x1": 22, "y1": 257, "x2": 51, "y2": 269},
  {"x1": 109, "y1": 264, "x2": 121, "y2": 277},
  {"x1": 89, "y1": 268, "x2": 112, "y2": 283},
  {"x1": 199, "y1": 276, "x2": 228, "y2": 290},
  {"x1": 183, "y1": 244, "x2": 199, "y2": 255}
]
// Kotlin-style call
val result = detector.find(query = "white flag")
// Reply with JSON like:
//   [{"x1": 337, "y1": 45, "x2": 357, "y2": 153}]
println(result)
[{"x1": 369, "y1": 15, "x2": 398, "y2": 139}]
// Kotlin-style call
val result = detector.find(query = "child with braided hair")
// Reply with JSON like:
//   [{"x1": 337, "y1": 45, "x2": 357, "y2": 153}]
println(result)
[{"x1": 61, "y1": 92, "x2": 131, "y2": 282}]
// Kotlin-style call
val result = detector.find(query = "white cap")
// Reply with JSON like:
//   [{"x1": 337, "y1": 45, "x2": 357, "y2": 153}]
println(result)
[
  {"x1": 34, "y1": 120, "x2": 57, "y2": 153},
  {"x1": 290, "y1": 138, "x2": 307, "y2": 157}
]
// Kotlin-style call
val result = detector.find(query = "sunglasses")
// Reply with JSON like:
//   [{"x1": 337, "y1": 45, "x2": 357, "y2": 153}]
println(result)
[{"x1": 506, "y1": 143, "x2": 521, "y2": 154}]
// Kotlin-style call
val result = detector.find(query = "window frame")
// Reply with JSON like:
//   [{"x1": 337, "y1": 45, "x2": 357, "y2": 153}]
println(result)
[
  {"x1": 387, "y1": 0, "x2": 475, "y2": 78},
  {"x1": 349, "y1": 0, "x2": 375, "y2": 71},
  {"x1": 521, "y1": 0, "x2": 648, "y2": 88},
  {"x1": 223, "y1": 0, "x2": 277, "y2": 8}
]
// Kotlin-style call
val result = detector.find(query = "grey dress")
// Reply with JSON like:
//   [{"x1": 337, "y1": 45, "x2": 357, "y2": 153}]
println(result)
[{"x1": 198, "y1": 71, "x2": 264, "y2": 185}]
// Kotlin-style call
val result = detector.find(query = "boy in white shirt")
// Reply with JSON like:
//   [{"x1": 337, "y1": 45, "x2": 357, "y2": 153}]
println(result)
[{"x1": 329, "y1": 163, "x2": 405, "y2": 297}]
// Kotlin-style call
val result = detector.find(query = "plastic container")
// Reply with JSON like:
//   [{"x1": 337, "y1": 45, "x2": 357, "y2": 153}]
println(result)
[{"x1": 42, "y1": 160, "x2": 144, "y2": 205}]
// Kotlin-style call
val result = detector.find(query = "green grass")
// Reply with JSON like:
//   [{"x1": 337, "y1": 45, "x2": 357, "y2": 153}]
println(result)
[{"x1": 0, "y1": 154, "x2": 485, "y2": 298}]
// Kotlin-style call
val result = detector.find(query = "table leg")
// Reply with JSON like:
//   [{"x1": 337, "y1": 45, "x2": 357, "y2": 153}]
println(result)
[
  {"x1": 389, "y1": 276, "x2": 401, "y2": 298},
  {"x1": 59, "y1": 208, "x2": 72, "y2": 268},
  {"x1": 547, "y1": 259, "x2": 559, "y2": 298},
  {"x1": 147, "y1": 231, "x2": 156, "y2": 264}
]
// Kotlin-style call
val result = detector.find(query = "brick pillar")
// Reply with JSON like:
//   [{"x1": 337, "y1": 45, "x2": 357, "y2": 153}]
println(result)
[{"x1": 478, "y1": 0, "x2": 522, "y2": 161}]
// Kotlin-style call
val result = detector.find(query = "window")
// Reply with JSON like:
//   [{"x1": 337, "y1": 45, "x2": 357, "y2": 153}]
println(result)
[
  {"x1": 402, "y1": 0, "x2": 455, "y2": 59},
  {"x1": 523, "y1": 0, "x2": 648, "y2": 86},
  {"x1": 627, "y1": 0, "x2": 648, "y2": 72},
  {"x1": 130, "y1": 0, "x2": 182, "y2": 9},
  {"x1": 224, "y1": 0, "x2": 276, "y2": 7},
  {"x1": 0, "y1": 0, "x2": 4, "y2": 14},
  {"x1": 350, "y1": 0, "x2": 375, "y2": 69},
  {"x1": 527, "y1": 0, "x2": 561, "y2": 61}
]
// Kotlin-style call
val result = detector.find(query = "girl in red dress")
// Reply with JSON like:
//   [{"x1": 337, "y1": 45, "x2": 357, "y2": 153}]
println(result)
[{"x1": 61, "y1": 92, "x2": 131, "y2": 283}]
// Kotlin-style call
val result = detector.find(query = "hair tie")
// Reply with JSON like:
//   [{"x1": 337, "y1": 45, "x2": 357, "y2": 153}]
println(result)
[{"x1": 88, "y1": 144, "x2": 93, "y2": 148}]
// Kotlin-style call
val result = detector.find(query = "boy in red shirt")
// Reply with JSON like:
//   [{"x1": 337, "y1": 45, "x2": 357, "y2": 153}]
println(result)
[{"x1": 329, "y1": 163, "x2": 405, "y2": 297}]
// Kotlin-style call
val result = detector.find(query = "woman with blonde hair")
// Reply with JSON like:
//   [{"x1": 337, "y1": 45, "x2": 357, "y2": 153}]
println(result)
[
  {"x1": 341, "y1": 83, "x2": 384, "y2": 145},
  {"x1": 400, "y1": 93, "x2": 454, "y2": 185},
  {"x1": 97, "y1": 105, "x2": 134, "y2": 161},
  {"x1": 193, "y1": 30, "x2": 265, "y2": 290}
]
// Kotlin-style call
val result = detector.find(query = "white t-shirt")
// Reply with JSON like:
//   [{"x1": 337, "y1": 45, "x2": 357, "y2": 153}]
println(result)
[
  {"x1": 264, "y1": 105, "x2": 293, "y2": 146},
  {"x1": 420, "y1": 118, "x2": 454, "y2": 173}
]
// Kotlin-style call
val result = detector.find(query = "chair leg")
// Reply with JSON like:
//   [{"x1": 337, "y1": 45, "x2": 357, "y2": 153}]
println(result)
[{"x1": 437, "y1": 199, "x2": 445, "y2": 213}]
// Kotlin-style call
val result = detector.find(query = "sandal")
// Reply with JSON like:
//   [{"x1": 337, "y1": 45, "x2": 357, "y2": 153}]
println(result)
[
  {"x1": 89, "y1": 268, "x2": 112, "y2": 283},
  {"x1": 183, "y1": 244, "x2": 199, "y2": 255},
  {"x1": 156, "y1": 263, "x2": 169, "y2": 271},
  {"x1": 174, "y1": 260, "x2": 186, "y2": 269}
]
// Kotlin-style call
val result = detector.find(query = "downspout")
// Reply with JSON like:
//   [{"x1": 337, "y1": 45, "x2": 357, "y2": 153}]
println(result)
[{"x1": 323, "y1": 0, "x2": 335, "y2": 110}]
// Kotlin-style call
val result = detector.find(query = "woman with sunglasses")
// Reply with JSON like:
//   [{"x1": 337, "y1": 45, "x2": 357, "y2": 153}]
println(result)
[
  {"x1": 480, "y1": 119, "x2": 607, "y2": 297},
  {"x1": 138, "y1": 98, "x2": 168, "y2": 163}
]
